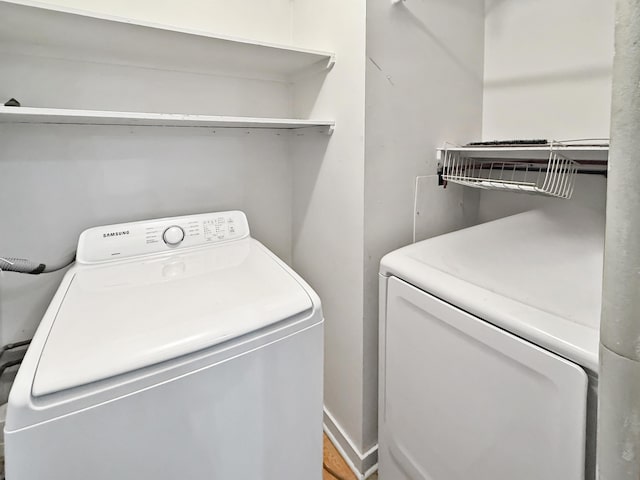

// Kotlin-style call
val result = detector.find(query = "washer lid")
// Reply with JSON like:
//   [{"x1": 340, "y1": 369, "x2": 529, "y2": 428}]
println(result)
[{"x1": 33, "y1": 239, "x2": 313, "y2": 397}]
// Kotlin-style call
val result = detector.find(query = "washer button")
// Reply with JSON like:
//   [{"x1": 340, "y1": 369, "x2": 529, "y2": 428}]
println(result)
[{"x1": 163, "y1": 226, "x2": 185, "y2": 246}]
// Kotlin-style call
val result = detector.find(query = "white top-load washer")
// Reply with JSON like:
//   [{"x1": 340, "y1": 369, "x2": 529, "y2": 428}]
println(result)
[
  {"x1": 378, "y1": 205, "x2": 603, "y2": 480},
  {"x1": 5, "y1": 211, "x2": 323, "y2": 480}
]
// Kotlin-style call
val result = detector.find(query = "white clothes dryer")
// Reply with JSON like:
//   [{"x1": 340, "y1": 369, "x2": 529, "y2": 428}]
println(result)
[
  {"x1": 5, "y1": 211, "x2": 323, "y2": 480},
  {"x1": 379, "y1": 205, "x2": 603, "y2": 480}
]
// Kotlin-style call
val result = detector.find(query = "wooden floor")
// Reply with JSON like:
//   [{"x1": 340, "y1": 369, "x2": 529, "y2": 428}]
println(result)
[
  {"x1": 323, "y1": 433, "x2": 357, "y2": 480},
  {"x1": 323, "y1": 433, "x2": 378, "y2": 480}
]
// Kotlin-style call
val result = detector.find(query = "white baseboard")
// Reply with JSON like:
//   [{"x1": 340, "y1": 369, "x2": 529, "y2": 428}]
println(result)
[{"x1": 323, "y1": 406, "x2": 378, "y2": 479}]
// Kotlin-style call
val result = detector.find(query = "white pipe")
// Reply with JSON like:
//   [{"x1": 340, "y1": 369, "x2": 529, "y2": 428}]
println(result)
[{"x1": 598, "y1": 1, "x2": 640, "y2": 479}]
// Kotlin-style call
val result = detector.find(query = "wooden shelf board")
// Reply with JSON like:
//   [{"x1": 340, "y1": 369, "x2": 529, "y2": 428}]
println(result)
[
  {"x1": 0, "y1": 106, "x2": 335, "y2": 130},
  {"x1": 0, "y1": 0, "x2": 335, "y2": 81}
]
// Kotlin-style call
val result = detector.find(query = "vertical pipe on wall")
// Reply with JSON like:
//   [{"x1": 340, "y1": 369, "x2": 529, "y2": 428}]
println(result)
[{"x1": 598, "y1": 1, "x2": 640, "y2": 479}]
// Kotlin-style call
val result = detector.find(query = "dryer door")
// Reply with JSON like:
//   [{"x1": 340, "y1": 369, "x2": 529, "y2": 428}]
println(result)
[{"x1": 381, "y1": 276, "x2": 588, "y2": 480}]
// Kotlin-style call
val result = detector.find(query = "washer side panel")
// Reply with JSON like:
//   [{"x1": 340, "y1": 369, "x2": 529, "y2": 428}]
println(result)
[{"x1": 5, "y1": 323, "x2": 324, "y2": 480}]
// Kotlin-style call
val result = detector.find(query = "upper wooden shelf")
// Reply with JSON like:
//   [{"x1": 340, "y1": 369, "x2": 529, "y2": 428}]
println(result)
[
  {"x1": 0, "y1": 106, "x2": 335, "y2": 132},
  {"x1": 0, "y1": 0, "x2": 335, "y2": 81}
]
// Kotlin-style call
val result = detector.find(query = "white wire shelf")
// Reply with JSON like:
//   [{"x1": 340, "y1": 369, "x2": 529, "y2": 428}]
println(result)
[
  {"x1": 0, "y1": 106, "x2": 335, "y2": 132},
  {"x1": 437, "y1": 141, "x2": 609, "y2": 199}
]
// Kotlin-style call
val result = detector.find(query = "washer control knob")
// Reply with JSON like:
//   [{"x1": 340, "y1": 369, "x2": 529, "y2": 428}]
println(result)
[{"x1": 163, "y1": 226, "x2": 185, "y2": 246}]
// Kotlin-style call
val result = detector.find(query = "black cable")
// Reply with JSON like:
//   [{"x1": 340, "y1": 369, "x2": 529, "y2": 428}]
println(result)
[
  {"x1": 0, "y1": 339, "x2": 30, "y2": 359},
  {"x1": 0, "y1": 339, "x2": 31, "y2": 377},
  {"x1": 0, "y1": 251, "x2": 75, "y2": 274},
  {"x1": 0, "y1": 359, "x2": 23, "y2": 378}
]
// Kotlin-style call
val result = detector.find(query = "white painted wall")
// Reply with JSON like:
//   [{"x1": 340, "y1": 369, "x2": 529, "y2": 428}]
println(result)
[
  {"x1": 290, "y1": 0, "x2": 369, "y2": 469},
  {"x1": 0, "y1": 53, "x2": 293, "y2": 117},
  {"x1": 2, "y1": 3, "x2": 614, "y2": 477},
  {"x1": 483, "y1": 0, "x2": 615, "y2": 141},
  {"x1": 478, "y1": 175, "x2": 607, "y2": 223},
  {"x1": 0, "y1": 0, "x2": 300, "y2": 343},
  {"x1": 0, "y1": 125, "x2": 294, "y2": 341},
  {"x1": 365, "y1": 0, "x2": 485, "y2": 458},
  {"x1": 1, "y1": 4, "x2": 372, "y2": 476},
  {"x1": 23, "y1": 0, "x2": 294, "y2": 45},
  {"x1": 481, "y1": 0, "x2": 614, "y2": 219}
]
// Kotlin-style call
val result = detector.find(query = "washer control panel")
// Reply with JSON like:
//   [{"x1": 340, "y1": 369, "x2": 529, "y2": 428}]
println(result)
[
  {"x1": 77, "y1": 211, "x2": 250, "y2": 264},
  {"x1": 163, "y1": 226, "x2": 185, "y2": 245}
]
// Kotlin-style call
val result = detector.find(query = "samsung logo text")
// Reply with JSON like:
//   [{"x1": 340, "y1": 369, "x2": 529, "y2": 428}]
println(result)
[{"x1": 103, "y1": 230, "x2": 130, "y2": 238}]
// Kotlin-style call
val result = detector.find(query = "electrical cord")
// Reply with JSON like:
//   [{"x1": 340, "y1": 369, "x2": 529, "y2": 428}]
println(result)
[
  {"x1": 0, "y1": 251, "x2": 75, "y2": 274},
  {"x1": 0, "y1": 340, "x2": 30, "y2": 359}
]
